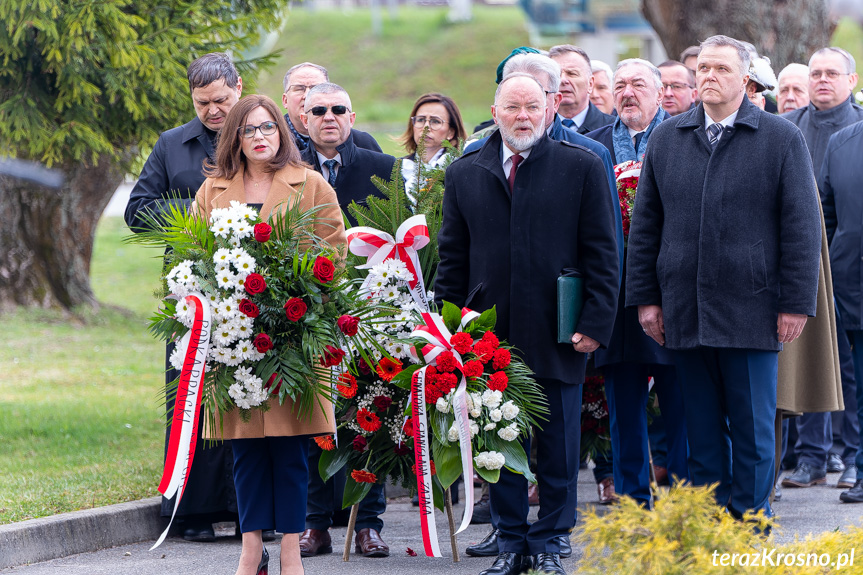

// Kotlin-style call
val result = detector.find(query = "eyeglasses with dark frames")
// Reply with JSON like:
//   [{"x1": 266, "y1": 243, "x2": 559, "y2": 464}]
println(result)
[
  {"x1": 411, "y1": 115, "x2": 448, "y2": 129},
  {"x1": 309, "y1": 105, "x2": 349, "y2": 116},
  {"x1": 238, "y1": 121, "x2": 278, "y2": 138}
]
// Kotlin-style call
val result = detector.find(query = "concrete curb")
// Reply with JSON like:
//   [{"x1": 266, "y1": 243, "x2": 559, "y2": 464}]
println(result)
[{"x1": 0, "y1": 497, "x2": 163, "y2": 569}]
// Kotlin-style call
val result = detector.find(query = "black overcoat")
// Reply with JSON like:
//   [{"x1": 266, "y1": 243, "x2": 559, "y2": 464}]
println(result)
[
  {"x1": 301, "y1": 132, "x2": 397, "y2": 227},
  {"x1": 625, "y1": 98, "x2": 822, "y2": 351},
  {"x1": 577, "y1": 102, "x2": 615, "y2": 135},
  {"x1": 435, "y1": 130, "x2": 620, "y2": 385}
]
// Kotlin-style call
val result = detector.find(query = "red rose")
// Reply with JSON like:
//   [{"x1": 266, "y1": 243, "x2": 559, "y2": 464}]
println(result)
[
  {"x1": 462, "y1": 360, "x2": 484, "y2": 379},
  {"x1": 492, "y1": 349, "x2": 511, "y2": 370},
  {"x1": 238, "y1": 298, "x2": 260, "y2": 318},
  {"x1": 244, "y1": 273, "x2": 267, "y2": 295},
  {"x1": 373, "y1": 395, "x2": 392, "y2": 411},
  {"x1": 435, "y1": 350, "x2": 458, "y2": 373},
  {"x1": 320, "y1": 345, "x2": 345, "y2": 367},
  {"x1": 284, "y1": 297, "x2": 307, "y2": 321},
  {"x1": 352, "y1": 435, "x2": 368, "y2": 452},
  {"x1": 450, "y1": 332, "x2": 473, "y2": 355},
  {"x1": 313, "y1": 256, "x2": 335, "y2": 283},
  {"x1": 358, "y1": 357, "x2": 371, "y2": 375},
  {"x1": 253, "y1": 222, "x2": 272, "y2": 242},
  {"x1": 488, "y1": 371, "x2": 508, "y2": 392},
  {"x1": 337, "y1": 314, "x2": 359, "y2": 336},
  {"x1": 253, "y1": 333, "x2": 274, "y2": 353},
  {"x1": 481, "y1": 331, "x2": 500, "y2": 349},
  {"x1": 393, "y1": 443, "x2": 411, "y2": 456},
  {"x1": 266, "y1": 373, "x2": 282, "y2": 395}
]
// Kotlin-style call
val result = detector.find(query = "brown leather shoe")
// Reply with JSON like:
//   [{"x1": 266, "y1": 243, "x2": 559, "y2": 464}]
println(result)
[
  {"x1": 299, "y1": 528, "x2": 332, "y2": 557},
  {"x1": 597, "y1": 477, "x2": 618, "y2": 505},
  {"x1": 354, "y1": 527, "x2": 390, "y2": 557},
  {"x1": 653, "y1": 465, "x2": 669, "y2": 486},
  {"x1": 527, "y1": 482, "x2": 540, "y2": 506}
]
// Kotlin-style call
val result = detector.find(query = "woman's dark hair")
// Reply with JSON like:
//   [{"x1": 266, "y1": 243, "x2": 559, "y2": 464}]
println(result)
[
  {"x1": 398, "y1": 93, "x2": 467, "y2": 155},
  {"x1": 204, "y1": 95, "x2": 302, "y2": 180}
]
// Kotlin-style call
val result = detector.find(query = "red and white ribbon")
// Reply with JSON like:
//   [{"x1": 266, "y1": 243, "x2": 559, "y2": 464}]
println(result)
[
  {"x1": 346, "y1": 215, "x2": 430, "y2": 310},
  {"x1": 409, "y1": 308, "x2": 480, "y2": 556},
  {"x1": 151, "y1": 293, "x2": 211, "y2": 550}
]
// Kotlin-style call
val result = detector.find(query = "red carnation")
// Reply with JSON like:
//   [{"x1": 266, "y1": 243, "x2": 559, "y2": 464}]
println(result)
[
  {"x1": 473, "y1": 341, "x2": 496, "y2": 364},
  {"x1": 376, "y1": 358, "x2": 403, "y2": 382},
  {"x1": 313, "y1": 256, "x2": 335, "y2": 283},
  {"x1": 492, "y1": 349, "x2": 512, "y2": 370},
  {"x1": 373, "y1": 395, "x2": 393, "y2": 411},
  {"x1": 462, "y1": 360, "x2": 484, "y2": 379},
  {"x1": 244, "y1": 273, "x2": 267, "y2": 295},
  {"x1": 337, "y1": 314, "x2": 360, "y2": 336},
  {"x1": 253, "y1": 333, "x2": 273, "y2": 353},
  {"x1": 488, "y1": 371, "x2": 509, "y2": 392},
  {"x1": 337, "y1": 373, "x2": 358, "y2": 398},
  {"x1": 435, "y1": 350, "x2": 458, "y2": 373},
  {"x1": 351, "y1": 469, "x2": 377, "y2": 483},
  {"x1": 425, "y1": 384, "x2": 444, "y2": 405},
  {"x1": 284, "y1": 297, "x2": 307, "y2": 321},
  {"x1": 239, "y1": 298, "x2": 260, "y2": 318},
  {"x1": 481, "y1": 331, "x2": 500, "y2": 349},
  {"x1": 320, "y1": 345, "x2": 346, "y2": 367},
  {"x1": 436, "y1": 372, "x2": 458, "y2": 394},
  {"x1": 253, "y1": 222, "x2": 272, "y2": 242},
  {"x1": 450, "y1": 332, "x2": 473, "y2": 355},
  {"x1": 403, "y1": 417, "x2": 414, "y2": 437},
  {"x1": 352, "y1": 435, "x2": 368, "y2": 452},
  {"x1": 357, "y1": 408, "x2": 382, "y2": 432}
]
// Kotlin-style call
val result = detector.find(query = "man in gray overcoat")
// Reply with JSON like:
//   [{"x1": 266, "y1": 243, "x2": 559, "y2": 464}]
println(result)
[{"x1": 626, "y1": 35, "x2": 822, "y2": 519}]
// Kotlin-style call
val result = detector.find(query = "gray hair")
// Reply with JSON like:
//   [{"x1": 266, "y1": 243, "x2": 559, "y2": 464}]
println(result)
[
  {"x1": 700, "y1": 35, "x2": 751, "y2": 77},
  {"x1": 494, "y1": 73, "x2": 546, "y2": 103},
  {"x1": 187, "y1": 53, "x2": 239, "y2": 95},
  {"x1": 809, "y1": 47, "x2": 856, "y2": 74},
  {"x1": 503, "y1": 53, "x2": 562, "y2": 93},
  {"x1": 778, "y1": 62, "x2": 810, "y2": 83},
  {"x1": 304, "y1": 82, "x2": 352, "y2": 111},
  {"x1": 614, "y1": 58, "x2": 663, "y2": 91},
  {"x1": 282, "y1": 62, "x2": 329, "y2": 91},
  {"x1": 548, "y1": 44, "x2": 592, "y2": 69},
  {"x1": 591, "y1": 60, "x2": 614, "y2": 81}
]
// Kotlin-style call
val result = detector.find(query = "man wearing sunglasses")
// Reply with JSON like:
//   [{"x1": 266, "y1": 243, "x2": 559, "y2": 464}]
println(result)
[{"x1": 281, "y1": 62, "x2": 382, "y2": 154}]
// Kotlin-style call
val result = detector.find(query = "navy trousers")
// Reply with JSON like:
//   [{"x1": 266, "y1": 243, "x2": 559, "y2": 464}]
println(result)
[
  {"x1": 845, "y1": 331, "x2": 863, "y2": 480},
  {"x1": 489, "y1": 378, "x2": 582, "y2": 555},
  {"x1": 306, "y1": 441, "x2": 385, "y2": 533},
  {"x1": 831, "y1": 327, "x2": 859, "y2": 465},
  {"x1": 604, "y1": 363, "x2": 689, "y2": 505},
  {"x1": 232, "y1": 436, "x2": 310, "y2": 534},
  {"x1": 674, "y1": 348, "x2": 777, "y2": 518}
]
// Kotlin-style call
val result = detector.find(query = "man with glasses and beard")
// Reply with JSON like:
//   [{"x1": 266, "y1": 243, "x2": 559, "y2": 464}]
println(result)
[
  {"x1": 296, "y1": 82, "x2": 396, "y2": 560},
  {"x1": 436, "y1": 73, "x2": 619, "y2": 575}
]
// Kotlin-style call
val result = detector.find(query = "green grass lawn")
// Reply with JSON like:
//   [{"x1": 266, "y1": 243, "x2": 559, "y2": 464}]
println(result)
[
  {"x1": 256, "y1": 5, "x2": 529, "y2": 156},
  {"x1": 0, "y1": 218, "x2": 166, "y2": 524}
]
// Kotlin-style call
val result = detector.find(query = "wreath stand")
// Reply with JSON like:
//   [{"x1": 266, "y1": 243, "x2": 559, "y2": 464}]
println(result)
[{"x1": 342, "y1": 488, "x2": 461, "y2": 562}]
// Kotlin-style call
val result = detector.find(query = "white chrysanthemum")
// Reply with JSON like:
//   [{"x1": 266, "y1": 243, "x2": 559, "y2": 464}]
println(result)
[
  {"x1": 186, "y1": 276, "x2": 202, "y2": 291},
  {"x1": 168, "y1": 345, "x2": 185, "y2": 371},
  {"x1": 216, "y1": 268, "x2": 237, "y2": 291},
  {"x1": 175, "y1": 299, "x2": 196, "y2": 327},
  {"x1": 227, "y1": 236, "x2": 242, "y2": 249},
  {"x1": 235, "y1": 339, "x2": 256, "y2": 361},
  {"x1": 469, "y1": 420, "x2": 479, "y2": 438},
  {"x1": 501, "y1": 401, "x2": 520, "y2": 421},
  {"x1": 203, "y1": 291, "x2": 220, "y2": 308},
  {"x1": 389, "y1": 341, "x2": 410, "y2": 359},
  {"x1": 209, "y1": 346, "x2": 230, "y2": 365},
  {"x1": 382, "y1": 286, "x2": 399, "y2": 301},
  {"x1": 483, "y1": 422, "x2": 497, "y2": 431},
  {"x1": 211, "y1": 220, "x2": 231, "y2": 238},
  {"x1": 497, "y1": 423, "x2": 519, "y2": 442},
  {"x1": 216, "y1": 297, "x2": 239, "y2": 319},
  {"x1": 232, "y1": 251, "x2": 256, "y2": 276},
  {"x1": 224, "y1": 348, "x2": 244, "y2": 367},
  {"x1": 213, "y1": 248, "x2": 232, "y2": 268},
  {"x1": 234, "y1": 366, "x2": 254, "y2": 382},
  {"x1": 228, "y1": 382, "x2": 245, "y2": 402},
  {"x1": 246, "y1": 348, "x2": 266, "y2": 362},
  {"x1": 235, "y1": 396, "x2": 252, "y2": 410},
  {"x1": 474, "y1": 451, "x2": 506, "y2": 470},
  {"x1": 482, "y1": 389, "x2": 503, "y2": 409},
  {"x1": 435, "y1": 397, "x2": 449, "y2": 414},
  {"x1": 232, "y1": 219, "x2": 253, "y2": 240},
  {"x1": 167, "y1": 279, "x2": 189, "y2": 298},
  {"x1": 234, "y1": 319, "x2": 254, "y2": 340},
  {"x1": 447, "y1": 424, "x2": 459, "y2": 442},
  {"x1": 213, "y1": 325, "x2": 236, "y2": 347}
]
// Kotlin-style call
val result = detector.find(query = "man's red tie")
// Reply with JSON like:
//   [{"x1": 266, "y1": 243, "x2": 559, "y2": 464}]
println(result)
[{"x1": 508, "y1": 154, "x2": 523, "y2": 193}]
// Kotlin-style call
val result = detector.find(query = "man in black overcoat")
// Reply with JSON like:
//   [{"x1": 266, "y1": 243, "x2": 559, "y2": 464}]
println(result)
[
  {"x1": 436, "y1": 73, "x2": 619, "y2": 575},
  {"x1": 626, "y1": 35, "x2": 822, "y2": 520},
  {"x1": 123, "y1": 53, "x2": 243, "y2": 542}
]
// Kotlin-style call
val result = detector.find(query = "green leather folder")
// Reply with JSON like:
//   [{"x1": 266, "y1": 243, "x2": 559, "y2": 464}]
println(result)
[{"x1": 557, "y1": 269, "x2": 584, "y2": 344}]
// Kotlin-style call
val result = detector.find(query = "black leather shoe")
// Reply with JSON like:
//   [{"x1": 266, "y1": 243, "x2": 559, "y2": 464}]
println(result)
[
  {"x1": 828, "y1": 453, "x2": 846, "y2": 473},
  {"x1": 471, "y1": 496, "x2": 492, "y2": 524},
  {"x1": 257, "y1": 547, "x2": 269, "y2": 575},
  {"x1": 533, "y1": 552, "x2": 566, "y2": 575},
  {"x1": 466, "y1": 527, "x2": 500, "y2": 557},
  {"x1": 837, "y1": 465, "x2": 856, "y2": 488},
  {"x1": 183, "y1": 522, "x2": 216, "y2": 542},
  {"x1": 781, "y1": 462, "x2": 826, "y2": 487},
  {"x1": 479, "y1": 552, "x2": 525, "y2": 575},
  {"x1": 262, "y1": 529, "x2": 276, "y2": 542},
  {"x1": 840, "y1": 479, "x2": 863, "y2": 503},
  {"x1": 557, "y1": 534, "x2": 572, "y2": 558}
]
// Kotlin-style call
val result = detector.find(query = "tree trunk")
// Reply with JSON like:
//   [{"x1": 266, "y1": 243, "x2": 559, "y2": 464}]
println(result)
[
  {"x1": 0, "y1": 156, "x2": 125, "y2": 311},
  {"x1": 641, "y1": 0, "x2": 833, "y2": 72}
]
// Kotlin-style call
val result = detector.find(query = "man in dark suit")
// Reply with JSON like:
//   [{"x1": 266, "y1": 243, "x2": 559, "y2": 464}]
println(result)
[
  {"x1": 437, "y1": 73, "x2": 619, "y2": 575},
  {"x1": 548, "y1": 45, "x2": 614, "y2": 134},
  {"x1": 585, "y1": 59, "x2": 688, "y2": 509},
  {"x1": 124, "y1": 52, "x2": 244, "y2": 542},
  {"x1": 626, "y1": 35, "x2": 822, "y2": 520},
  {"x1": 296, "y1": 82, "x2": 396, "y2": 559},
  {"x1": 281, "y1": 62, "x2": 381, "y2": 154}
]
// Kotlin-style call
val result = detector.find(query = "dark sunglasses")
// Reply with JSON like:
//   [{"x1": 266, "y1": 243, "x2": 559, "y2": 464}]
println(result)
[
  {"x1": 238, "y1": 121, "x2": 278, "y2": 138},
  {"x1": 309, "y1": 105, "x2": 349, "y2": 116}
]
